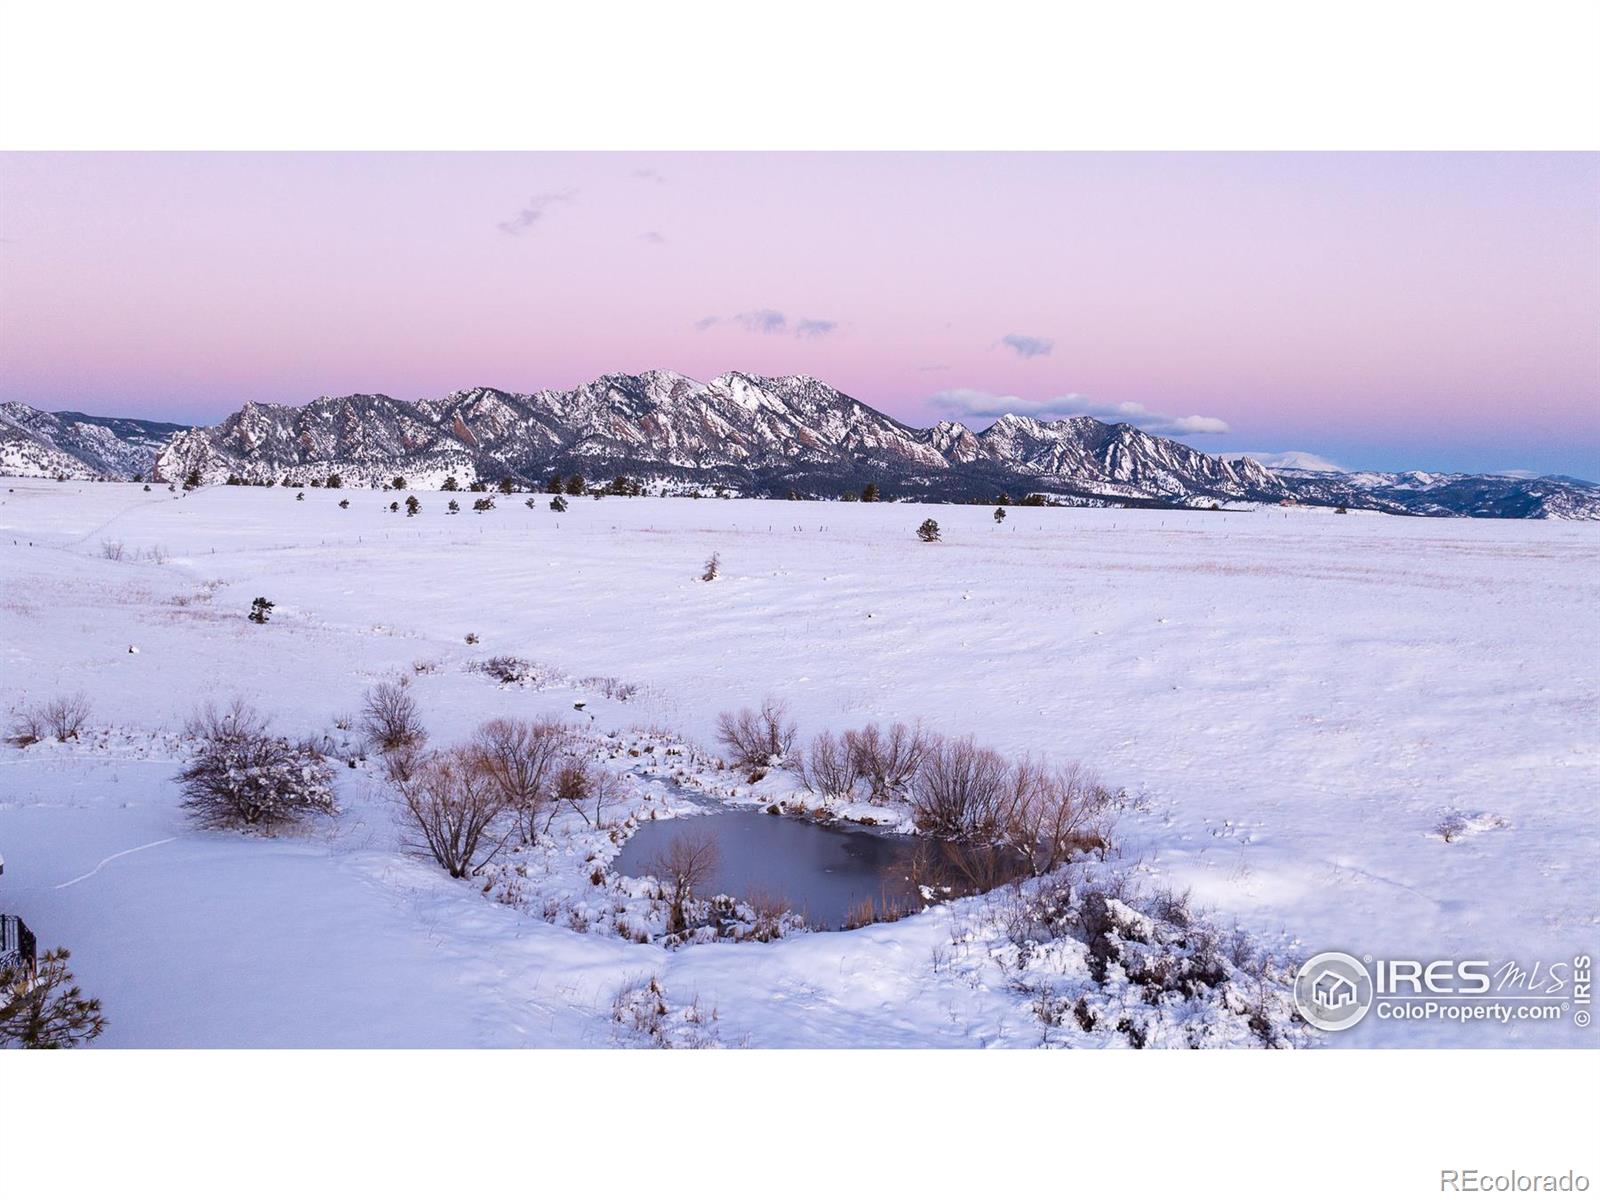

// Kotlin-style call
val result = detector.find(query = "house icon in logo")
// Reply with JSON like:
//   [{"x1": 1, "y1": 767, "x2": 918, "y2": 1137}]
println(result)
[
  {"x1": 1311, "y1": 969, "x2": 1359, "y2": 1010},
  {"x1": 1294, "y1": 952, "x2": 1375, "y2": 1031}
]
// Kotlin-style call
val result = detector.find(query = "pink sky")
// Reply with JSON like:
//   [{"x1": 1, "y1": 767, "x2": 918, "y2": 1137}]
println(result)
[{"x1": 1, "y1": 152, "x2": 1595, "y2": 475}]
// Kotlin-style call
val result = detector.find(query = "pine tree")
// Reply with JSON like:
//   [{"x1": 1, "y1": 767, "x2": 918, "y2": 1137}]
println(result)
[
  {"x1": 916, "y1": 519, "x2": 941, "y2": 543},
  {"x1": 0, "y1": 948, "x2": 107, "y2": 1048},
  {"x1": 248, "y1": 597, "x2": 274, "y2": 624},
  {"x1": 405, "y1": 495, "x2": 421, "y2": 516},
  {"x1": 994, "y1": 506, "x2": 1007, "y2": 524},
  {"x1": 550, "y1": 495, "x2": 568, "y2": 512},
  {"x1": 442, "y1": 475, "x2": 459, "y2": 491},
  {"x1": 861, "y1": 482, "x2": 880, "y2": 503}
]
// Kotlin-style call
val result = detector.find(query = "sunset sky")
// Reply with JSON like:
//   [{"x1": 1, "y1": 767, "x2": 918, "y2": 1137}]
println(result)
[{"x1": 2, "y1": 152, "x2": 1595, "y2": 477}]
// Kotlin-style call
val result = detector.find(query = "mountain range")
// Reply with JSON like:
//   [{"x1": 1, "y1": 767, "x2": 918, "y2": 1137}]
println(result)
[{"x1": 3, "y1": 373, "x2": 1596, "y2": 519}]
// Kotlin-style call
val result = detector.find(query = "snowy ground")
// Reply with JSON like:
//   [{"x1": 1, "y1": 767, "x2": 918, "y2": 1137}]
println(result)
[{"x1": 1, "y1": 479, "x2": 1595, "y2": 1047}]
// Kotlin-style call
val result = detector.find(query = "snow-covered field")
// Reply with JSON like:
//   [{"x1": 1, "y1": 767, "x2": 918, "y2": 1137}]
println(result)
[{"x1": 1, "y1": 479, "x2": 1595, "y2": 1047}]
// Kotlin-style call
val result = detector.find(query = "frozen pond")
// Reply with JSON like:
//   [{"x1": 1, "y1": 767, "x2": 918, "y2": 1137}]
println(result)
[{"x1": 614, "y1": 809, "x2": 930, "y2": 930}]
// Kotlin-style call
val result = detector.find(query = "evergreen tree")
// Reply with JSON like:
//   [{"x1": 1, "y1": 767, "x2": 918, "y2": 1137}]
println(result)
[{"x1": 0, "y1": 948, "x2": 107, "y2": 1048}]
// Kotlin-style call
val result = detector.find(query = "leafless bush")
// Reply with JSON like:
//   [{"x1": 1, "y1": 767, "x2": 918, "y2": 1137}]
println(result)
[
  {"x1": 798, "y1": 731, "x2": 864, "y2": 800},
  {"x1": 177, "y1": 702, "x2": 335, "y2": 831},
  {"x1": 908, "y1": 735, "x2": 1013, "y2": 839},
  {"x1": 841, "y1": 894, "x2": 914, "y2": 930},
  {"x1": 715, "y1": 699, "x2": 797, "y2": 770},
  {"x1": 649, "y1": 828, "x2": 721, "y2": 934},
  {"x1": 470, "y1": 717, "x2": 568, "y2": 841},
  {"x1": 1006, "y1": 762, "x2": 1113, "y2": 873},
  {"x1": 846, "y1": 721, "x2": 930, "y2": 801},
  {"x1": 581, "y1": 675, "x2": 639, "y2": 702},
  {"x1": 140, "y1": 545, "x2": 169, "y2": 565},
  {"x1": 9, "y1": 694, "x2": 93, "y2": 745},
  {"x1": 395, "y1": 747, "x2": 513, "y2": 878},
  {"x1": 6, "y1": 707, "x2": 44, "y2": 747},
  {"x1": 1434, "y1": 811, "x2": 1468, "y2": 843},
  {"x1": 472, "y1": 655, "x2": 536, "y2": 686},
  {"x1": 361, "y1": 680, "x2": 425, "y2": 754},
  {"x1": 100, "y1": 540, "x2": 125, "y2": 561},
  {"x1": 554, "y1": 756, "x2": 594, "y2": 802},
  {"x1": 44, "y1": 694, "x2": 91, "y2": 741}
]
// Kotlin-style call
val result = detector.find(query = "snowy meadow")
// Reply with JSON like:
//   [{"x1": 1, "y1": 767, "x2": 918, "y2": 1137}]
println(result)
[{"x1": 1, "y1": 479, "x2": 1595, "y2": 1048}]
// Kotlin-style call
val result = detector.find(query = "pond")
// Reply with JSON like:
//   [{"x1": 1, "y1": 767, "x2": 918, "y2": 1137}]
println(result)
[{"x1": 613, "y1": 807, "x2": 1025, "y2": 930}]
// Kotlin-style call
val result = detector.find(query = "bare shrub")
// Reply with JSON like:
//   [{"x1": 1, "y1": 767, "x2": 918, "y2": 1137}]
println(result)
[
  {"x1": 715, "y1": 699, "x2": 797, "y2": 770},
  {"x1": 10, "y1": 694, "x2": 93, "y2": 745},
  {"x1": 470, "y1": 717, "x2": 568, "y2": 841},
  {"x1": 1434, "y1": 811, "x2": 1468, "y2": 843},
  {"x1": 1006, "y1": 762, "x2": 1113, "y2": 873},
  {"x1": 361, "y1": 680, "x2": 425, "y2": 754},
  {"x1": 798, "y1": 731, "x2": 863, "y2": 800},
  {"x1": 472, "y1": 655, "x2": 536, "y2": 686},
  {"x1": 649, "y1": 828, "x2": 721, "y2": 935},
  {"x1": 100, "y1": 540, "x2": 125, "y2": 561},
  {"x1": 908, "y1": 735, "x2": 1012, "y2": 839},
  {"x1": 846, "y1": 721, "x2": 930, "y2": 802},
  {"x1": 6, "y1": 707, "x2": 44, "y2": 747},
  {"x1": 610, "y1": 974, "x2": 725, "y2": 1048},
  {"x1": 177, "y1": 702, "x2": 336, "y2": 832},
  {"x1": 841, "y1": 894, "x2": 913, "y2": 930},
  {"x1": 395, "y1": 747, "x2": 512, "y2": 878},
  {"x1": 0, "y1": 948, "x2": 107, "y2": 1049}
]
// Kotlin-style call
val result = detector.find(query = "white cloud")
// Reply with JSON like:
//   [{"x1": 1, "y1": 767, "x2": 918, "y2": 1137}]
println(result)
[
  {"x1": 496, "y1": 189, "x2": 576, "y2": 235},
  {"x1": 1225, "y1": 450, "x2": 1346, "y2": 472},
  {"x1": 929, "y1": 389, "x2": 1231, "y2": 436},
  {"x1": 695, "y1": 310, "x2": 840, "y2": 339},
  {"x1": 999, "y1": 333, "x2": 1054, "y2": 358}
]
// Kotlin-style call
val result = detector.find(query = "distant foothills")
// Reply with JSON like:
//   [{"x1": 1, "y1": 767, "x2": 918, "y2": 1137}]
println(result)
[{"x1": 2, "y1": 371, "x2": 1596, "y2": 519}]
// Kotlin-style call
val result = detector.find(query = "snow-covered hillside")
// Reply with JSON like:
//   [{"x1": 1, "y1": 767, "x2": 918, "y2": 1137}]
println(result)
[{"x1": 1, "y1": 480, "x2": 1594, "y2": 1047}]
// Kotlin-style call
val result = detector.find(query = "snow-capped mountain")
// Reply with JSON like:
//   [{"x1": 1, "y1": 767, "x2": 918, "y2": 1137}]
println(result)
[
  {"x1": 1, "y1": 402, "x2": 187, "y2": 480},
  {"x1": 146, "y1": 371, "x2": 1284, "y2": 503},
  {"x1": 1274, "y1": 468, "x2": 1600, "y2": 520},
  {"x1": 3, "y1": 375, "x2": 1596, "y2": 518}
]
